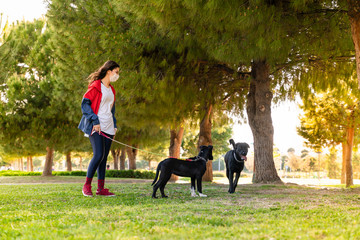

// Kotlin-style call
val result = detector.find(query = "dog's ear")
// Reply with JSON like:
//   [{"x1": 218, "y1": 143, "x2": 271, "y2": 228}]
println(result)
[
  {"x1": 229, "y1": 139, "x2": 236, "y2": 149},
  {"x1": 246, "y1": 143, "x2": 250, "y2": 148},
  {"x1": 208, "y1": 145, "x2": 213, "y2": 150}
]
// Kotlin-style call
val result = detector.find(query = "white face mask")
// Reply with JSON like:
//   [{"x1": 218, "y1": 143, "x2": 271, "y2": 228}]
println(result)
[{"x1": 110, "y1": 73, "x2": 119, "y2": 82}]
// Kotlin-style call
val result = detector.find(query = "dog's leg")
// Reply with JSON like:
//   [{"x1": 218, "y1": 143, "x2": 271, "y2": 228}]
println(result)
[
  {"x1": 191, "y1": 177, "x2": 197, "y2": 197},
  {"x1": 233, "y1": 172, "x2": 240, "y2": 192},
  {"x1": 228, "y1": 171, "x2": 235, "y2": 193},
  {"x1": 191, "y1": 187, "x2": 197, "y2": 197},
  {"x1": 152, "y1": 170, "x2": 166, "y2": 198},
  {"x1": 159, "y1": 173, "x2": 172, "y2": 198},
  {"x1": 152, "y1": 177, "x2": 164, "y2": 198},
  {"x1": 152, "y1": 182, "x2": 160, "y2": 198},
  {"x1": 196, "y1": 178, "x2": 207, "y2": 197}
]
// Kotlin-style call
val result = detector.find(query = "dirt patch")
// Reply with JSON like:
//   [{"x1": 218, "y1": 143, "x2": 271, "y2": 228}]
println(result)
[{"x1": 209, "y1": 183, "x2": 360, "y2": 209}]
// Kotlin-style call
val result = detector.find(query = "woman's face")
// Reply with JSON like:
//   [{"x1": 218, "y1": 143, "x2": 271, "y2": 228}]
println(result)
[
  {"x1": 112, "y1": 67, "x2": 119, "y2": 75},
  {"x1": 109, "y1": 67, "x2": 120, "y2": 82}
]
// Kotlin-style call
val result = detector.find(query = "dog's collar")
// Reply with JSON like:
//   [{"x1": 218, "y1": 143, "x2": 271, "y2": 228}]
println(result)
[
  {"x1": 195, "y1": 156, "x2": 207, "y2": 162},
  {"x1": 233, "y1": 151, "x2": 244, "y2": 163}
]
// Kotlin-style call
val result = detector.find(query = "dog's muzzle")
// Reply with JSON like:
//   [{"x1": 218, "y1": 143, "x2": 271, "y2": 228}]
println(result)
[{"x1": 234, "y1": 152, "x2": 247, "y2": 162}]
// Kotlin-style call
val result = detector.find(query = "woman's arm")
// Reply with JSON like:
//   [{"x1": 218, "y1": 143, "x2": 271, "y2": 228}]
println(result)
[{"x1": 81, "y1": 98, "x2": 100, "y2": 126}]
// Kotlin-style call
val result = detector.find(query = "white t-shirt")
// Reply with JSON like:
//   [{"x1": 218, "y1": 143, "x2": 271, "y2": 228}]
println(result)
[{"x1": 98, "y1": 83, "x2": 115, "y2": 135}]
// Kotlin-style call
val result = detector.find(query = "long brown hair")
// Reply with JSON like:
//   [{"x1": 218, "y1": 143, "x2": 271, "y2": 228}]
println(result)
[{"x1": 87, "y1": 60, "x2": 120, "y2": 86}]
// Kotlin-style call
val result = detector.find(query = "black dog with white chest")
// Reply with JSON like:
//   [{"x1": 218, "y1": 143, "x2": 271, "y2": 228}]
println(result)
[
  {"x1": 152, "y1": 145, "x2": 213, "y2": 198},
  {"x1": 224, "y1": 139, "x2": 249, "y2": 193}
]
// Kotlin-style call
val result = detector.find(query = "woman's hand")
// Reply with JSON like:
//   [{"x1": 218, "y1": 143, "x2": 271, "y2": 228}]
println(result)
[{"x1": 93, "y1": 124, "x2": 101, "y2": 133}]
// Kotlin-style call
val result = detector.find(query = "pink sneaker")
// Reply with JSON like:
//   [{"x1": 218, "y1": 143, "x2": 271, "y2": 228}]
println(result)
[
  {"x1": 96, "y1": 188, "x2": 115, "y2": 197},
  {"x1": 82, "y1": 184, "x2": 93, "y2": 197}
]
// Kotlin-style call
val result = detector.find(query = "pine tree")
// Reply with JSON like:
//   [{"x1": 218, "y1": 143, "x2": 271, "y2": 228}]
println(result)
[
  {"x1": 344, "y1": 0, "x2": 360, "y2": 87},
  {"x1": 122, "y1": 0, "x2": 356, "y2": 183},
  {"x1": 297, "y1": 82, "x2": 360, "y2": 187},
  {"x1": 0, "y1": 19, "x2": 86, "y2": 175},
  {"x1": 47, "y1": 0, "x2": 247, "y2": 178}
]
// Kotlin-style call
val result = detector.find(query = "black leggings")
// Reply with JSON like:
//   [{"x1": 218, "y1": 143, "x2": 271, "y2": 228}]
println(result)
[{"x1": 87, "y1": 132, "x2": 113, "y2": 180}]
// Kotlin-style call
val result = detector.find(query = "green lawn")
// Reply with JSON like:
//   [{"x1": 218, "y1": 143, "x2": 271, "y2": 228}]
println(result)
[{"x1": 1, "y1": 177, "x2": 360, "y2": 239}]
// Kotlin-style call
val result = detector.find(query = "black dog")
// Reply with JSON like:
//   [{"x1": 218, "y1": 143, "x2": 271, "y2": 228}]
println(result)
[
  {"x1": 152, "y1": 145, "x2": 213, "y2": 198},
  {"x1": 224, "y1": 139, "x2": 249, "y2": 193}
]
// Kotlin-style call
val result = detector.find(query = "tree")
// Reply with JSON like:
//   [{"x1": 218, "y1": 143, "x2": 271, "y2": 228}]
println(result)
[
  {"x1": 47, "y1": 0, "x2": 248, "y2": 181},
  {"x1": 297, "y1": 86, "x2": 360, "y2": 187},
  {"x1": 287, "y1": 148, "x2": 302, "y2": 171},
  {"x1": 0, "y1": 19, "x2": 86, "y2": 175},
  {"x1": 326, "y1": 148, "x2": 341, "y2": 179},
  {"x1": 345, "y1": 0, "x2": 360, "y2": 87},
  {"x1": 46, "y1": 0, "x2": 176, "y2": 171},
  {"x1": 352, "y1": 151, "x2": 360, "y2": 179},
  {"x1": 299, "y1": 149, "x2": 317, "y2": 174},
  {"x1": 121, "y1": 0, "x2": 357, "y2": 183}
]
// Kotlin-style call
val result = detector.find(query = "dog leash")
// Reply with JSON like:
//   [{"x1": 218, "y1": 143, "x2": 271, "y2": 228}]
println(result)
[
  {"x1": 98, "y1": 131, "x2": 167, "y2": 158},
  {"x1": 99, "y1": 131, "x2": 208, "y2": 161}
]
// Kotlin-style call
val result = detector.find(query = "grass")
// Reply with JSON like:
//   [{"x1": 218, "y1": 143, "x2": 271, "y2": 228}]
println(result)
[{"x1": 1, "y1": 177, "x2": 360, "y2": 239}]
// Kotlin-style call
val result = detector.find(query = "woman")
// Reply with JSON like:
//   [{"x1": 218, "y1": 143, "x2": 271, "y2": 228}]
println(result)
[{"x1": 78, "y1": 60, "x2": 119, "y2": 197}]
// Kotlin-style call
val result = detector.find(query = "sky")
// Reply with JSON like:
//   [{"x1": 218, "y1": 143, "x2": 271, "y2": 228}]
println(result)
[
  {"x1": 0, "y1": 0, "x2": 308, "y2": 155},
  {"x1": 0, "y1": 0, "x2": 47, "y2": 26}
]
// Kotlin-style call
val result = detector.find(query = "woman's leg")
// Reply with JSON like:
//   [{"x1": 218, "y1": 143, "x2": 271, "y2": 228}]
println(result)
[
  {"x1": 97, "y1": 133, "x2": 113, "y2": 180},
  {"x1": 82, "y1": 132, "x2": 104, "y2": 197},
  {"x1": 96, "y1": 132, "x2": 115, "y2": 196},
  {"x1": 87, "y1": 132, "x2": 105, "y2": 178}
]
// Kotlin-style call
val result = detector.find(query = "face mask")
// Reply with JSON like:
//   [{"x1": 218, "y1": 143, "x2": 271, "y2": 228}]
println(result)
[{"x1": 110, "y1": 73, "x2": 119, "y2": 82}]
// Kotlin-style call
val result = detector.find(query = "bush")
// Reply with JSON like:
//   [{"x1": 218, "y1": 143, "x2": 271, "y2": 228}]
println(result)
[
  {"x1": 0, "y1": 171, "x2": 41, "y2": 176},
  {"x1": 0, "y1": 170, "x2": 155, "y2": 179},
  {"x1": 53, "y1": 171, "x2": 86, "y2": 176}
]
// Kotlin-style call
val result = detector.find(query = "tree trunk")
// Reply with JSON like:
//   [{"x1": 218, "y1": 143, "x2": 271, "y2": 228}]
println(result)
[
  {"x1": 120, "y1": 148, "x2": 126, "y2": 170},
  {"x1": 66, "y1": 152, "x2": 72, "y2": 171},
  {"x1": 20, "y1": 158, "x2": 23, "y2": 171},
  {"x1": 30, "y1": 156, "x2": 33, "y2": 172},
  {"x1": 111, "y1": 149, "x2": 121, "y2": 170},
  {"x1": 246, "y1": 60, "x2": 281, "y2": 184},
  {"x1": 198, "y1": 103, "x2": 213, "y2": 182},
  {"x1": 42, "y1": 147, "x2": 54, "y2": 176},
  {"x1": 341, "y1": 142, "x2": 346, "y2": 184},
  {"x1": 169, "y1": 125, "x2": 184, "y2": 181},
  {"x1": 127, "y1": 146, "x2": 138, "y2": 170},
  {"x1": 27, "y1": 156, "x2": 31, "y2": 172},
  {"x1": 79, "y1": 156, "x2": 83, "y2": 171},
  {"x1": 347, "y1": 1, "x2": 360, "y2": 88},
  {"x1": 345, "y1": 127, "x2": 354, "y2": 187}
]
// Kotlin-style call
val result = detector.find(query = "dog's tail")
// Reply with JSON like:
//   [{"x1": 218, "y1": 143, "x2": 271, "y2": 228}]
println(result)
[
  {"x1": 229, "y1": 139, "x2": 236, "y2": 149},
  {"x1": 151, "y1": 162, "x2": 162, "y2": 186}
]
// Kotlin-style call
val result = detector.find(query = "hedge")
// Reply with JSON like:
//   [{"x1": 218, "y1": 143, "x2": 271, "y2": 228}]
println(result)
[{"x1": 0, "y1": 170, "x2": 156, "y2": 179}]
